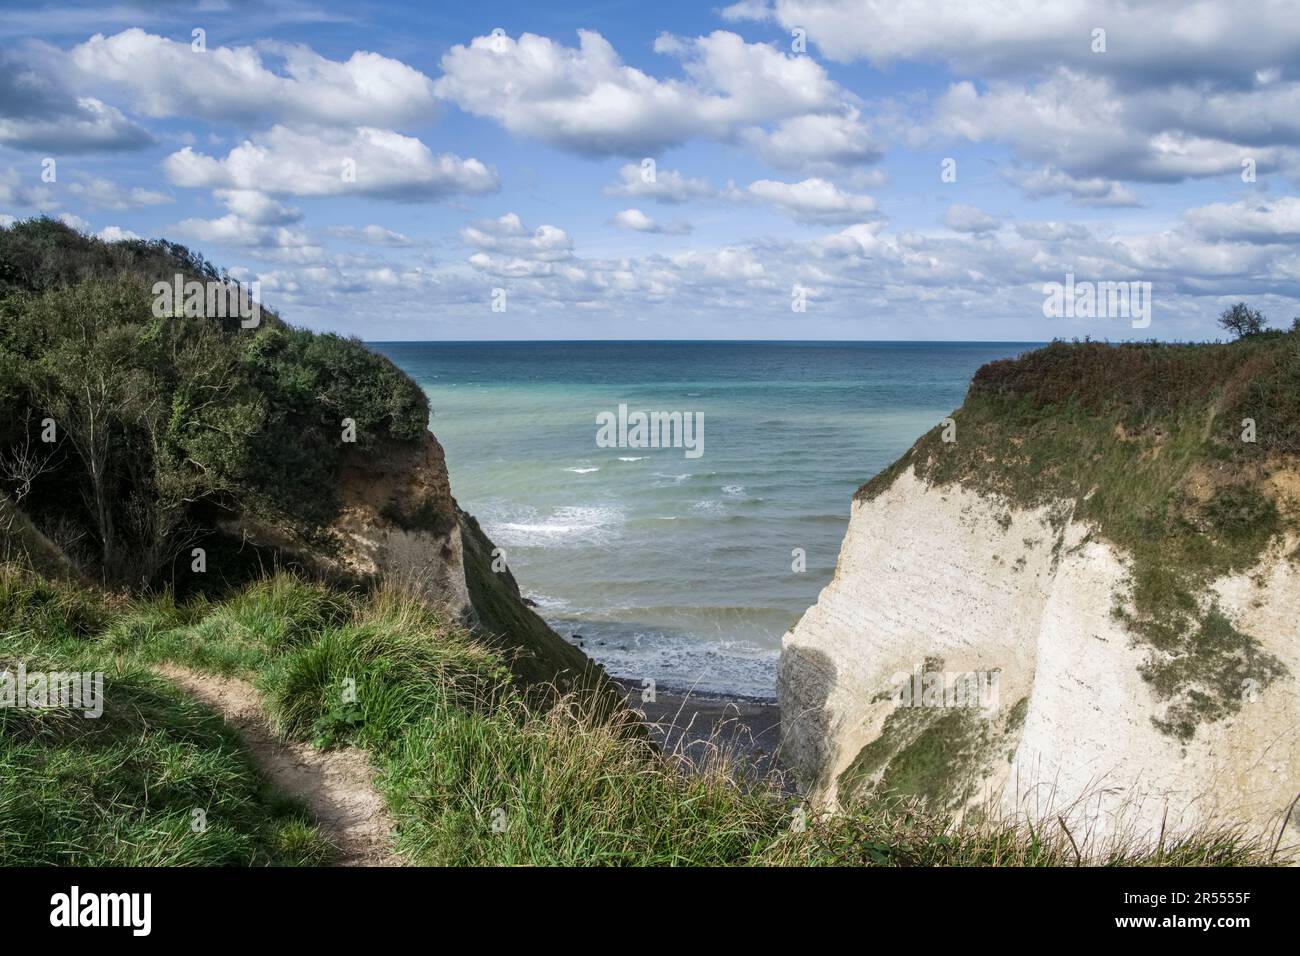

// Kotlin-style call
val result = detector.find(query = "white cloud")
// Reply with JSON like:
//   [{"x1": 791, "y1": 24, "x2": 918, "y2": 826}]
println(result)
[
  {"x1": 213, "y1": 189, "x2": 301, "y2": 225},
  {"x1": 943, "y1": 203, "x2": 1000, "y2": 233},
  {"x1": 611, "y1": 208, "x2": 691, "y2": 234},
  {"x1": 745, "y1": 0, "x2": 1300, "y2": 87},
  {"x1": 1015, "y1": 220, "x2": 1091, "y2": 242},
  {"x1": 434, "y1": 29, "x2": 847, "y2": 156},
  {"x1": 327, "y1": 224, "x2": 416, "y2": 246},
  {"x1": 740, "y1": 108, "x2": 882, "y2": 174},
  {"x1": 735, "y1": 177, "x2": 880, "y2": 225},
  {"x1": 462, "y1": 213, "x2": 573, "y2": 276},
  {"x1": 70, "y1": 29, "x2": 439, "y2": 127},
  {"x1": 97, "y1": 225, "x2": 140, "y2": 242},
  {"x1": 1184, "y1": 197, "x2": 1300, "y2": 244},
  {"x1": 66, "y1": 175, "x2": 171, "y2": 210},
  {"x1": 0, "y1": 87, "x2": 150, "y2": 153},
  {"x1": 173, "y1": 188, "x2": 312, "y2": 250},
  {"x1": 1004, "y1": 165, "x2": 1141, "y2": 207},
  {"x1": 57, "y1": 212, "x2": 90, "y2": 232},
  {"x1": 0, "y1": 167, "x2": 58, "y2": 211},
  {"x1": 164, "y1": 125, "x2": 499, "y2": 201},
  {"x1": 719, "y1": 0, "x2": 773, "y2": 22},
  {"x1": 605, "y1": 164, "x2": 715, "y2": 204},
  {"x1": 175, "y1": 214, "x2": 313, "y2": 250},
  {"x1": 666, "y1": 247, "x2": 768, "y2": 285},
  {"x1": 0, "y1": 49, "x2": 151, "y2": 152}
]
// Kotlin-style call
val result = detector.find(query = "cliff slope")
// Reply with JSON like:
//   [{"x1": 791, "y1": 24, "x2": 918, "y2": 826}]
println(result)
[
  {"x1": 0, "y1": 218, "x2": 598, "y2": 694},
  {"x1": 781, "y1": 336, "x2": 1300, "y2": 845}
]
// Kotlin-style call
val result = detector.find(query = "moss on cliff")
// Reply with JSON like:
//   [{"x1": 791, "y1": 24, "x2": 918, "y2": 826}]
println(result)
[
  {"x1": 838, "y1": 659, "x2": 1017, "y2": 810},
  {"x1": 857, "y1": 334, "x2": 1300, "y2": 740}
]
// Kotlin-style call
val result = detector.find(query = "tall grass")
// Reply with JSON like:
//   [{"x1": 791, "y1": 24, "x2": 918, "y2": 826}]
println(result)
[
  {"x1": 2, "y1": 566, "x2": 1288, "y2": 866},
  {"x1": 0, "y1": 566, "x2": 331, "y2": 865}
]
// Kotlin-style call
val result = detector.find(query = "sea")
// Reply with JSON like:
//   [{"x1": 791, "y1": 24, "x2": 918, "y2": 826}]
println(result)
[{"x1": 371, "y1": 341, "x2": 1038, "y2": 699}]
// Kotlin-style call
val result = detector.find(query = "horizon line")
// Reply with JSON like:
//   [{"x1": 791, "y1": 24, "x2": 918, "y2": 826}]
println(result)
[{"x1": 363, "y1": 338, "x2": 1054, "y2": 345}]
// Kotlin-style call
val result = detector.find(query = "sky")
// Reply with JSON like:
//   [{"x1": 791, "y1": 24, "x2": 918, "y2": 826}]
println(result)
[{"x1": 1, "y1": 0, "x2": 1298, "y2": 341}]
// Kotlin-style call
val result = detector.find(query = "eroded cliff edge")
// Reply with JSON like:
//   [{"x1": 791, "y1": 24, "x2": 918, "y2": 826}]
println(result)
[
  {"x1": 0, "y1": 218, "x2": 604, "y2": 698},
  {"x1": 780, "y1": 337, "x2": 1300, "y2": 844}
]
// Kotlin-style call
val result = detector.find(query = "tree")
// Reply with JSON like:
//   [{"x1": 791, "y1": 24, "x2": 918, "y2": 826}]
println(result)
[
  {"x1": 32, "y1": 279, "x2": 150, "y2": 581},
  {"x1": 1217, "y1": 302, "x2": 1267, "y2": 339}
]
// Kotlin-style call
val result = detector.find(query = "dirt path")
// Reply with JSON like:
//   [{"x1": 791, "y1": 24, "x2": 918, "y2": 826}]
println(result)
[{"x1": 156, "y1": 664, "x2": 402, "y2": 867}]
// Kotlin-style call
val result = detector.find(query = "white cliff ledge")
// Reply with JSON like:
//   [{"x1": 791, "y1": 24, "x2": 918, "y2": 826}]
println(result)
[{"x1": 779, "y1": 465, "x2": 1300, "y2": 845}]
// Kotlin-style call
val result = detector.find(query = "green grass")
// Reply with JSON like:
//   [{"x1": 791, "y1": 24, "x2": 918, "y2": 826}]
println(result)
[
  {"x1": 3, "y1": 566, "x2": 1284, "y2": 867},
  {"x1": 0, "y1": 567, "x2": 331, "y2": 865},
  {"x1": 860, "y1": 335, "x2": 1300, "y2": 741}
]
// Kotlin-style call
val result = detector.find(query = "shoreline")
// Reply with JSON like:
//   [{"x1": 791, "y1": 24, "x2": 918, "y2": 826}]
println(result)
[{"x1": 611, "y1": 676, "x2": 788, "y2": 785}]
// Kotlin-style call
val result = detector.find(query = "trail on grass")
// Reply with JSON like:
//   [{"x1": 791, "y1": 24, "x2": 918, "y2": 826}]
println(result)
[{"x1": 157, "y1": 664, "x2": 402, "y2": 867}]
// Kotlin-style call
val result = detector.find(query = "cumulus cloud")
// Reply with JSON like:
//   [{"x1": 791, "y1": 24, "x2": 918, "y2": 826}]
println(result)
[
  {"x1": 230, "y1": 199, "x2": 1300, "y2": 338},
  {"x1": 0, "y1": 52, "x2": 150, "y2": 152},
  {"x1": 462, "y1": 213, "x2": 574, "y2": 276},
  {"x1": 1184, "y1": 196, "x2": 1300, "y2": 244},
  {"x1": 740, "y1": 0, "x2": 1300, "y2": 88},
  {"x1": 943, "y1": 203, "x2": 1001, "y2": 233},
  {"x1": 164, "y1": 125, "x2": 499, "y2": 201},
  {"x1": 0, "y1": 166, "x2": 57, "y2": 211},
  {"x1": 1015, "y1": 220, "x2": 1091, "y2": 242},
  {"x1": 434, "y1": 29, "x2": 849, "y2": 157},
  {"x1": 719, "y1": 0, "x2": 773, "y2": 21},
  {"x1": 1004, "y1": 165, "x2": 1141, "y2": 208},
  {"x1": 605, "y1": 164, "x2": 715, "y2": 204},
  {"x1": 66, "y1": 175, "x2": 171, "y2": 209},
  {"x1": 174, "y1": 188, "x2": 312, "y2": 250},
  {"x1": 70, "y1": 29, "x2": 440, "y2": 127},
  {"x1": 97, "y1": 225, "x2": 140, "y2": 242},
  {"x1": 327, "y1": 224, "x2": 416, "y2": 246},
  {"x1": 740, "y1": 108, "x2": 882, "y2": 174},
  {"x1": 611, "y1": 208, "x2": 691, "y2": 234},
  {"x1": 734, "y1": 177, "x2": 880, "y2": 225},
  {"x1": 817, "y1": 1, "x2": 1300, "y2": 192}
]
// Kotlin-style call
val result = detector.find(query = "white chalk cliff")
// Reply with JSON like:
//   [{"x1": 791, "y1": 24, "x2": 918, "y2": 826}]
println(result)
[{"x1": 779, "y1": 466, "x2": 1300, "y2": 847}]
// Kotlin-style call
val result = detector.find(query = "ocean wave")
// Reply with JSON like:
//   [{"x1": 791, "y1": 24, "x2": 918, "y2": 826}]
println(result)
[
  {"x1": 721, "y1": 483, "x2": 746, "y2": 497},
  {"x1": 487, "y1": 504, "x2": 625, "y2": 547},
  {"x1": 565, "y1": 467, "x2": 599, "y2": 474},
  {"x1": 617, "y1": 456, "x2": 648, "y2": 462},
  {"x1": 552, "y1": 624, "x2": 779, "y2": 698}
]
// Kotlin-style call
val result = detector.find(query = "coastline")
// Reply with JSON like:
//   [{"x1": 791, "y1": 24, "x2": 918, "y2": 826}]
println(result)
[{"x1": 611, "y1": 676, "x2": 788, "y2": 785}]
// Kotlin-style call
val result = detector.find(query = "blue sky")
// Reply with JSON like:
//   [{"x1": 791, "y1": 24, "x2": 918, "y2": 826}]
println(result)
[{"x1": 2, "y1": 0, "x2": 1298, "y2": 340}]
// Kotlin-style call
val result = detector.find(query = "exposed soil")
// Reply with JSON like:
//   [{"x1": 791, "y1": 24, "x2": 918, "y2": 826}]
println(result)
[{"x1": 156, "y1": 664, "x2": 402, "y2": 867}]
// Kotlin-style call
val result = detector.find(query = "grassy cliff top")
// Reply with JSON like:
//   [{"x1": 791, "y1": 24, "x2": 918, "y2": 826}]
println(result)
[
  {"x1": 0, "y1": 217, "x2": 601, "y2": 697},
  {"x1": 2, "y1": 567, "x2": 1280, "y2": 867},
  {"x1": 859, "y1": 331, "x2": 1300, "y2": 741}
]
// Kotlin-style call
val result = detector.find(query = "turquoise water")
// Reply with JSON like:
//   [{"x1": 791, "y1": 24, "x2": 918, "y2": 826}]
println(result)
[{"x1": 373, "y1": 341, "x2": 1037, "y2": 698}]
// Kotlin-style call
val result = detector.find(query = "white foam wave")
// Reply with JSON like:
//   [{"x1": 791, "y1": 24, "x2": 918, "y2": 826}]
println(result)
[{"x1": 488, "y1": 505, "x2": 625, "y2": 547}]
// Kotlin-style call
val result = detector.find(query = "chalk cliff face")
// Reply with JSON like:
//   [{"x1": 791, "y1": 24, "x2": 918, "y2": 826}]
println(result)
[{"x1": 780, "y1": 341, "x2": 1300, "y2": 846}]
